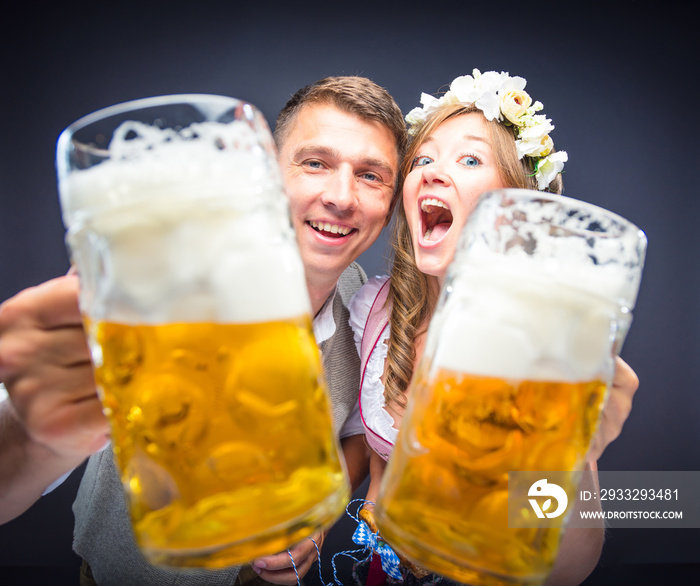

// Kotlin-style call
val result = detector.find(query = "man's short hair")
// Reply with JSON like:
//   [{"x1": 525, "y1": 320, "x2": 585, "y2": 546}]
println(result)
[{"x1": 274, "y1": 76, "x2": 407, "y2": 168}]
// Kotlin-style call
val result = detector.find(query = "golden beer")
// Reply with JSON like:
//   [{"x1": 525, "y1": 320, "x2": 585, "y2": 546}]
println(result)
[
  {"x1": 376, "y1": 369, "x2": 606, "y2": 585},
  {"x1": 90, "y1": 317, "x2": 348, "y2": 567}
]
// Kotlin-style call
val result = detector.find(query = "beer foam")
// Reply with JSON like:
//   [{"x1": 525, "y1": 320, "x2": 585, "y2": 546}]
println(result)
[
  {"x1": 62, "y1": 121, "x2": 311, "y2": 324},
  {"x1": 59, "y1": 120, "x2": 282, "y2": 227},
  {"x1": 462, "y1": 195, "x2": 644, "y2": 309},
  {"x1": 430, "y1": 255, "x2": 622, "y2": 382}
]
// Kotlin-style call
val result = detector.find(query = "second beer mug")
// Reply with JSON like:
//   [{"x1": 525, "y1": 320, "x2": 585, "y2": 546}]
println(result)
[
  {"x1": 375, "y1": 189, "x2": 646, "y2": 585},
  {"x1": 56, "y1": 95, "x2": 349, "y2": 567}
]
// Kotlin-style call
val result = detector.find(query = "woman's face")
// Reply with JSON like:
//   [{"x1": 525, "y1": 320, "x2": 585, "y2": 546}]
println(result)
[{"x1": 403, "y1": 113, "x2": 505, "y2": 280}]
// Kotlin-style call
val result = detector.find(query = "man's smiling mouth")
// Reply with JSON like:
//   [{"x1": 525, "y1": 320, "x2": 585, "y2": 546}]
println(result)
[
  {"x1": 421, "y1": 198, "x2": 453, "y2": 241},
  {"x1": 308, "y1": 220, "x2": 354, "y2": 237}
]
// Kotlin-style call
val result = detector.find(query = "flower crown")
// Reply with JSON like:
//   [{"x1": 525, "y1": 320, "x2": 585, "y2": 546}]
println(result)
[{"x1": 405, "y1": 69, "x2": 567, "y2": 191}]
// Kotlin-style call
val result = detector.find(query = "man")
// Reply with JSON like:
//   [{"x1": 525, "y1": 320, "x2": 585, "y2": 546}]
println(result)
[{"x1": 0, "y1": 76, "x2": 407, "y2": 585}]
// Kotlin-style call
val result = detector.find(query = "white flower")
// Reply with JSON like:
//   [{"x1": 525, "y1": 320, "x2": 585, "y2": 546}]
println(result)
[
  {"x1": 499, "y1": 74, "x2": 527, "y2": 94},
  {"x1": 449, "y1": 69, "x2": 504, "y2": 121},
  {"x1": 419, "y1": 92, "x2": 441, "y2": 113},
  {"x1": 405, "y1": 107, "x2": 427, "y2": 134},
  {"x1": 538, "y1": 135, "x2": 554, "y2": 157},
  {"x1": 515, "y1": 117, "x2": 555, "y2": 158},
  {"x1": 441, "y1": 90, "x2": 462, "y2": 106},
  {"x1": 475, "y1": 70, "x2": 506, "y2": 121},
  {"x1": 476, "y1": 70, "x2": 506, "y2": 94},
  {"x1": 475, "y1": 91, "x2": 501, "y2": 121},
  {"x1": 535, "y1": 151, "x2": 568, "y2": 190},
  {"x1": 450, "y1": 74, "x2": 481, "y2": 104}
]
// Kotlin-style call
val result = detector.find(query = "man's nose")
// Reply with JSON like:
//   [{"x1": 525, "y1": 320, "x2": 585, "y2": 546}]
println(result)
[{"x1": 322, "y1": 167, "x2": 359, "y2": 211}]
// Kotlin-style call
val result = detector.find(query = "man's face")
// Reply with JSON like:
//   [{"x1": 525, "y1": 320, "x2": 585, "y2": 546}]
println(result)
[{"x1": 277, "y1": 104, "x2": 398, "y2": 285}]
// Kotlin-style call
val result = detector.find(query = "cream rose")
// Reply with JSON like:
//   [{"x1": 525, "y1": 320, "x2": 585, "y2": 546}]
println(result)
[{"x1": 500, "y1": 90, "x2": 532, "y2": 125}]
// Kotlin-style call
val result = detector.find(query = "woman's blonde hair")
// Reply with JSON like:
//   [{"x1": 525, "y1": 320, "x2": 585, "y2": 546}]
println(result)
[{"x1": 383, "y1": 103, "x2": 563, "y2": 410}]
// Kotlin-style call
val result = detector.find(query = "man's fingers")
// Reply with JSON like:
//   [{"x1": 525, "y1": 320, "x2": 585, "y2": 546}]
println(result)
[
  {"x1": 33, "y1": 275, "x2": 83, "y2": 328},
  {"x1": 255, "y1": 554, "x2": 318, "y2": 586},
  {"x1": 9, "y1": 326, "x2": 91, "y2": 368},
  {"x1": 9, "y1": 361, "x2": 97, "y2": 406},
  {"x1": 254, "y1": 538, "x2": 319, "y2": 571},
  {"x1": 0, "y1": 277, "x2": 106, "y2": 461},
  {"x1": 33, "y1": 395, "x2": 109, "y2": 451},
  {"x1": 2, "y1": 274, "x2": 83, "y2": 330},
  {"x1": 6, "y1": 360, "x2": 106, "y2": 456},
  {"x1": 252, "y1": 537, "x2": 322, "y2": 585},
  {"x1": 254, "y1": 568, "x2": 302, "y2": 586},
  {"x1": 0, "y1": 276, "x2": 87, "y2": 378}
]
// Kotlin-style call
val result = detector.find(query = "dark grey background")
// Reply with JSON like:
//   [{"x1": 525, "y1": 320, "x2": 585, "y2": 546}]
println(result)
[{"x1": 1, "y1": 1, "x2": 698, "y2": 584}]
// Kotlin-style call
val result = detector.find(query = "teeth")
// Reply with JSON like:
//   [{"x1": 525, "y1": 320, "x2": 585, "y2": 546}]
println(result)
[
  {"x1": 421, "y1": 198, "x2": 449, "y2": 212},
  {"x1": 310, "y1": 221, "x2": 352, "y2": 236}
]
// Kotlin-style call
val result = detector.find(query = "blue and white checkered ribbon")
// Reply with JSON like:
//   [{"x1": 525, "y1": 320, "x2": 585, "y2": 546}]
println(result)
[
  {"x1": 351, "y1": 519, "x2": 403, "y2": 580},
  {"x1": 301, "y1": 499, "x2": 405, "y2": 585}
]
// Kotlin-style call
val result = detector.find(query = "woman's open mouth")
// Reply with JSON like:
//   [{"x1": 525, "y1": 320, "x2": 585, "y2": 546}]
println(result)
[{"x1": 421, "y1": 198, "x2": 453, "y2": 243}]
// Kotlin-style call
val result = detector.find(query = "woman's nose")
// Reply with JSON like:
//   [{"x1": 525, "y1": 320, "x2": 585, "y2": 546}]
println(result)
[{"x1": 421, "y1": 161, "x2": 451, "y2": 186}]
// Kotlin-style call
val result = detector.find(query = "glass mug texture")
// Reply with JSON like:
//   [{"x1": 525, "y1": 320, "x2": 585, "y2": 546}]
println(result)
[
  {"x1": 375, "y1": 189, "x2": 646, "y2": 585},
  {"x1": 56, "y1": 95, "x2": 349, "y2": 568}
]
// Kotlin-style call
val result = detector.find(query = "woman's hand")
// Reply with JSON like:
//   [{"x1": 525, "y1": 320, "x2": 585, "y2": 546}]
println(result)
[{"x1": 588, "y1": 356, "x2": 639, "y2": 462}]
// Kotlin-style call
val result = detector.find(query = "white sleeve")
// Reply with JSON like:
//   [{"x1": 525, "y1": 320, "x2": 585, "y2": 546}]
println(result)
[
  {"x1": 347, "y1": 275, "x2": 390, "y2": 356},
  {"x1": 346, "y1": 275, "x2": 398, "y2": 445}
]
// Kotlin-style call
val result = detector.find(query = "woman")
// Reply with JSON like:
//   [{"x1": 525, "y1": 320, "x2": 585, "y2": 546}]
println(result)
[{"x1": 348, "y1": 70, "x2": 638, "y2": 585}]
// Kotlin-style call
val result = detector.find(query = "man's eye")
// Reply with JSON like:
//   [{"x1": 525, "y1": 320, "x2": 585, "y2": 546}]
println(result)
[
  {"x1": 303, "y1": 160, "x2": 325, "y2": 170},
  {"x1": 459, "y1": 155, "x2": 480, "y2": 167},
  {"x1": 411, "y1": 155, "x2": 433, "y2": 169},
  {"x1": 360, "y1": 172, "x2": 381, "y2": 182}
]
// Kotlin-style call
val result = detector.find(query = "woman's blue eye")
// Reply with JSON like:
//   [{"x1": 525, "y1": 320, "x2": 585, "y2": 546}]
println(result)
[
  {"x1": 459, "y1": 155, "x2": 480, "y2": 167},
  {"x1": 412, "y1": 155, "x2": 433, "y2": 169}
]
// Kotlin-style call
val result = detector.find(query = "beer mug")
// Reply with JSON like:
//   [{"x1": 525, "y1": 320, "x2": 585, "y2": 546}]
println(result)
[
  {"x1": 56, "y1": 95, "x2": 349, "y2": 567},
  {"x1": 375, "y1": 189, "x2": 646, "y2": 585}
]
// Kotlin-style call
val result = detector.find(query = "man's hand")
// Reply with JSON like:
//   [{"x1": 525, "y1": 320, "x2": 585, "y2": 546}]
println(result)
[
  {"x1": 588, "y1": 356, "x2": 639, "y2": 462},
  {"x1": 0, "y1": 274, "x2": 108, "y2": 463},
  {"x1": 250, "y1": 531, "x2": 325, "y2": 585}
]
